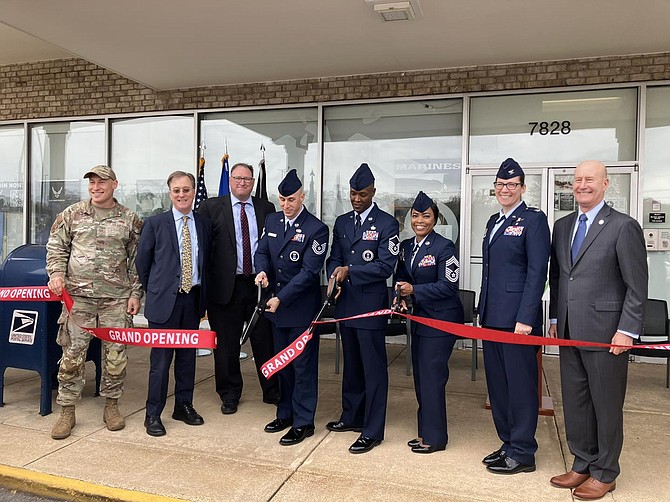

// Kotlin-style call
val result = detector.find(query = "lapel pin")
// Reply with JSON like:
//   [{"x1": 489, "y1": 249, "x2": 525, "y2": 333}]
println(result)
[
  {"x1": 598, "y1": 219, "x2": 604, "y2": 225},
  {"x1": 371, "y1": 226, "x2": 376, "y2": 230},
  {"x1": 296, "y1": 229, "x2": 302, "y2": 233},
  {"x1": 368, "y1": 217, "x2": 373, "y2": 221}
]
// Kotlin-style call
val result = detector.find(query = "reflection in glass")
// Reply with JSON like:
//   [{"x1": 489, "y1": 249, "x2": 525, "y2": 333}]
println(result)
[
  {"x1": 31, "y1": 121, "x2": 105, "y2": 244},
  {"x1": 470, "y1": 88, "x2": 637, "y2": 164},
  {"x1": 0, "y1": 125, "x2": 25, "y2": 259},
  {"x1": 200, "y1": 109, "x2": 319, "y2": 210},
  {"x1": 645, "y1": 86, "x2": 670, "y2": 302},
  {"x1": 112, "y1": 116, "x2": 194, "y2": 220},
  {"x1": 323, "y1": 100, "x2": 463, "y2": 245}
]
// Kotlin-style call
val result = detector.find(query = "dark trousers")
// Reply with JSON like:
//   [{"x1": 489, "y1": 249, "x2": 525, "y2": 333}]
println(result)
[
  {"x1": 559, "y1": 345, "x2": 628, "y2": 483},
  {"x1": 412, "y1": 333, "x2": 457, "y2": 448},
  {"x1": 207, "y1": 275, "x2": 279, "y2": 403},
  {"x1": 339, "y1": 325, "x2": 388, "y2": 441},
  {"x1": 482, "y1": 327, "x2": 540, "y2": 466},
  {"x1": 273, "y1": 325, "x2": 320, "y2": 428},
  {"x1": 145, "y1": 289, "x2": 199, "y2": 418}
]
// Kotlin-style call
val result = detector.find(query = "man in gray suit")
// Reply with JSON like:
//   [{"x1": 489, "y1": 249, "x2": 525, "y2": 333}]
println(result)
[{"x1": 548, "y1": 160, "x2": 647, "y2": 501}]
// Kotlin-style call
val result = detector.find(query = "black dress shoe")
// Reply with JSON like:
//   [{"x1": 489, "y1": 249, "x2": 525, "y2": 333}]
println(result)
[
  {"x1": 144, "y1": 416, "x2": 166, "y2": 437},
  {"x1": 486, "y1": 456, "x2": 536, "y2": 474},
  {"x1": 172, "y1": 403, "x2": 204, "y2": 426},
  {"x1": 221, "y1": 400, "x2": 238, "y2": 415},
  {"x1": 411, "y1": 444, "x2": 446, "y2": 454},
  {"x1": 349, "y1": 436, "x2": 382, "y2": 454},
  {"x1": 482, "y1": 447, "x2": 506, "y2": 465},
  {"x1": 264, "y1": 418, "x2": 293, "y2": 433},
  {"x1": 326, "y1": 420, "x2": 363, "y2": 433},
  {"x1": 407, "y1": 438, "x2": 421, "y2": 448},
  {"x1": 280, "y1": 426, "x2": 315, "y2": 446}
]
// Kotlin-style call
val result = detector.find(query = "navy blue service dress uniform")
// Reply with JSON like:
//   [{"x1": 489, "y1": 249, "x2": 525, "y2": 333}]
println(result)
[
  {"x1": 255, "y1": 170, "x2": 329, "y2": 445},
  {"x1": 395, "y1": 192, "x2": 463, "y2": 453},
  {"x1": 478, "y1": 158, "x2": 551, "y2": 473},
  {"x1": 325, "y1": 163, "x2": 400, "y2": 453}
]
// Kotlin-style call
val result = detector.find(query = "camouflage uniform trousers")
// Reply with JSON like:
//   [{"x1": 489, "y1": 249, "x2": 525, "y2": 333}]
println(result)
[{"x1": 56, "y1": 296, "x2": 132, "y2": 406}]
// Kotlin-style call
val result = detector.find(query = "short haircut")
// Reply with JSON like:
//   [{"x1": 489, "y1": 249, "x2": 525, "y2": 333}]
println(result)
[
  {"x1": 230, "y1": 162, "x2": 254, "y2": 177},
  {"x1": 167, "y1": 171, "x2": 196, "y2": 189}
]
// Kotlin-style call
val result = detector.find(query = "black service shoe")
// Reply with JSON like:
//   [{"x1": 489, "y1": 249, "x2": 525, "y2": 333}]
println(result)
[
  {"x1": 407, "y1": 438, "x2": 421, "y2": 448},
  {"x1": 486, "y1": 456, "x2": 536, "y2": 475},
  {"x1": 144, "y1": 416, "x2": 166, "y2": 437},
  {"x1": 482, "y1": 447, "x2": 506, "y2": 465},
  {"x1": 221, "y1": 400, "x2": 238, "y2": 415},
  {"x1": 411, "y1": 444, "x2": 446, "y2": 454},
  {"x1": 280, "y1": 426, "x2": 315, "y2": 446},
  {"x1": 172, "y1": 403, "x2": 204, "y2": 425},
  {"x1": 264, "y1": 418, "x2": 293, "y2": 433},
  {"x1": 349, "y1": 436, "x2": 382, "y2": 454},
  {"x1": 326, "y1": 420, "x2": 363, "y2": 433}
]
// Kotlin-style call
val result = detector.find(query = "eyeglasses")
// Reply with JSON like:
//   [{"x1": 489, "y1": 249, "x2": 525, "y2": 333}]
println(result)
[
  {"x1": 493, "y1": 182, "x2": 523, "y2": 190},
  {"x1": 170, "y1": 188, "x2": 193, "y2": 194},
  {"x1": 231, "y1": 176, "x2": 255, "y2": 184}
]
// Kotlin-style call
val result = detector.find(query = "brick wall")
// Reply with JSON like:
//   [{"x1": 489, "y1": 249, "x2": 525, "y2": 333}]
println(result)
[{"x1": 1, "y1": 52, "x2": 669, "y2": 121}]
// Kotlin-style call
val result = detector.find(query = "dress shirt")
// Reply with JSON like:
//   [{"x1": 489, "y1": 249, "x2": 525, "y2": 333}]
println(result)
[{"x1": 230, "y1": 193, "x2": 259, "y2": 275}]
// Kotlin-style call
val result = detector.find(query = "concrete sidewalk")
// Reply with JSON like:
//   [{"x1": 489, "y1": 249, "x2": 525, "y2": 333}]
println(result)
[{"x1": 0, "y1": 339, "x2": 668, "y2": 501}]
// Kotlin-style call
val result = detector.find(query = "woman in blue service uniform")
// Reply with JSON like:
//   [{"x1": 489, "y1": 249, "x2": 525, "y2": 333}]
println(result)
[{"x1": 394, "y1": 191, "x2": 463, "y2": 454}]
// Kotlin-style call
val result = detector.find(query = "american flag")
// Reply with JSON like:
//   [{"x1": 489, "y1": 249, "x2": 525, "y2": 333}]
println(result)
[{"x1": 194, "y1": 156, "x2": 208, "y2": 210}]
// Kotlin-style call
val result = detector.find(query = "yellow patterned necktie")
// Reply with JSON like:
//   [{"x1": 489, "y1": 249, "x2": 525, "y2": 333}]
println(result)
[{"x1": 181, "y1": 215, "x2": 193, "y2": 293}]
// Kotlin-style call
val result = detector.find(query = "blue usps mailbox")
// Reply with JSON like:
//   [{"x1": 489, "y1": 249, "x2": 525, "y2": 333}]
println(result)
[{"x1": 0, "y1": 244, "x2": 101, "y2": 416}]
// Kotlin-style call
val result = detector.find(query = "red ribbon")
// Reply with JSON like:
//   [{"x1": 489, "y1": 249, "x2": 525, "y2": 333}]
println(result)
[
  {"x1": 1, "y1": 286, "x2": 216, "y2": 349},
  {"x1": 260, "y1": 309, "x2": 669, "y2": 379}
]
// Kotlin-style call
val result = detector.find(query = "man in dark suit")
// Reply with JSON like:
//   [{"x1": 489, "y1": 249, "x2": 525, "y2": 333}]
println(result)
[
  {"x1": 136, "y1": 171, "x2": 212, "y2": 436},
  {"x1": 478, "y1": 158, "x2": 551, "y2": 474},
  {"x1": 548, "y1": 160, "x2": 647, "y2": 500},
  {"x1": 326, "y1": 163, "x2": 400, "y2": 454},
  {"x1": 254, "y1": 169, "x2": 329, "y2": 446},
  {"x1": 197, "y1": 163, "x2": 280, "y2": 415}
]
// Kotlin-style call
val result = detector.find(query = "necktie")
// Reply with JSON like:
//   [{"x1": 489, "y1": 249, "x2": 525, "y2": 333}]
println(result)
[
  {"x1": 410, "y1": 242, "x2": 420, "y2": 266},
  {"x1": 240, "y1": 202, "x2": 252, "y2": 276},
  {"x1": 571, "y1": 214, "x2": 588, "y2": 263},
  {"x1": 489, "y1": 214, "x2": 505, "y2": 243},
  {"x1": 355, "y1": 213, "x2": 362, "y2": 232},
  {"x1": 285, "y1": 220, "x2": 291, "y2": 234},
  {"x1": 180, "y1": 215, "x2": 193, "y2": 293}
]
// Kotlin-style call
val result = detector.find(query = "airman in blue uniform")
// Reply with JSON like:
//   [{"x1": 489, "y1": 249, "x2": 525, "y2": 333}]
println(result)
[
  {"x1": 325, "y1": 163, "x2": 400, "y2": 454},
  {"x1": 255, "y1": 169, "x2": 329, "y2": 446},
  {"x1": 395, "y1": 191, "x2": 463, "y2": 454},
  {"x1": 478, "y1": 158, "x2": 551, "y2": 474}
]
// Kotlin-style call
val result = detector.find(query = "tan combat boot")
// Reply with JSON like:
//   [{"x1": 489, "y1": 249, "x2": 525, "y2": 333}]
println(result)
[
  {"x1": 51, "y1": 405, "x2": 76, "y2": 440},
  {"x1": 103, "y1": 398, "x2": 125, "y2": 431}
]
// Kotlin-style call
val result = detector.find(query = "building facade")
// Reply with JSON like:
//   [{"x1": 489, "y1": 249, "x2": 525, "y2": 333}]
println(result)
[{"x1": 2, "y1": 53, "x2": 669, "y2": 312}]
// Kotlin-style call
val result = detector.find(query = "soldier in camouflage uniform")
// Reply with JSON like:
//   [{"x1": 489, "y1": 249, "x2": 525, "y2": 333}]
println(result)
[{"x1": 46, "y1": 165, "x2": 143, "y2": 440}]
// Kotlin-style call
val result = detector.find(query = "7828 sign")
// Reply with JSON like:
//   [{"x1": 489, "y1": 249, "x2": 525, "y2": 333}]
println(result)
[{"x1": 528, "y1": 121, "x2": 571, "y2": 135}]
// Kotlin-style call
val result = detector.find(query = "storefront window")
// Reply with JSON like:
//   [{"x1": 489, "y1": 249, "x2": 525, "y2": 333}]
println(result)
[
  {"x1": 470, "y1": 88, "x2": 638, "y2": 165},
  {"x1": 30, "y1": 121, "x2": 105, "y2": 244},
  {"x1": 200, "y1": 108, "x2": 319, "y2": 210},
  {"x1": 323, "y1": 100, "x2": 463, "y2": 245},
  {"x1": 644, "y1": 86, "x2": 670, "y2": 303},
  {"x1": 111, "y1": 115, "x2": 194, "y2": 219},
  {"x1": 0, "y1": 125, "x2": 25, "y2": 260}
]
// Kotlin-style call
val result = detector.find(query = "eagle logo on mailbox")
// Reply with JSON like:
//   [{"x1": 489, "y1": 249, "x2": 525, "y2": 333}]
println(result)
[{"x1": 9, "y1": 310, "x2": 38, "y2": 345}]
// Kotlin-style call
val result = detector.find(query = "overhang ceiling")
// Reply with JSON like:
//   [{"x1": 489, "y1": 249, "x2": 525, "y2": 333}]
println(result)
[{"x1": 1, "y1": 0, "x2": 670, "y2": 91}]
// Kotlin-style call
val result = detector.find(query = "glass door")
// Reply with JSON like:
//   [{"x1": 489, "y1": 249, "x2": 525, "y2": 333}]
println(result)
[{"x1": 465, "y1": 166, "x2": 638, "y2": 353}]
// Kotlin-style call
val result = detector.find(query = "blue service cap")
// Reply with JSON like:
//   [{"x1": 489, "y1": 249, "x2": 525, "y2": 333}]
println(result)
[
  {"x1": 278, "y1": 169, "x2": 302, "y2": 196},
  {"x1": 412, "y1": 191, "x2": 433, "y2": 212},
  {"x1": 349, "y1": 163, "x2": 375, "y2": 190},
  {"x1": 496, "y1": 158, "x2": 524, "y2": 180}
]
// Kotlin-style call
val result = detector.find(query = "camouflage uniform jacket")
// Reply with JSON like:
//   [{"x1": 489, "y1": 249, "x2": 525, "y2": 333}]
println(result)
[{"x1": 46, "y1": 199, "x2": 144, "y2": 300}]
